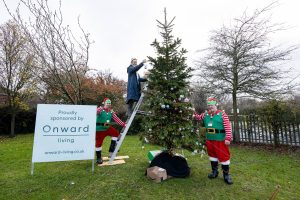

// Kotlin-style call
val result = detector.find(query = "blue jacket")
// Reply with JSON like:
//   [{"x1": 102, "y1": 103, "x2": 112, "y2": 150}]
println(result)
[{"x1": 126, "y1": 62, "x2": 147, "y2": 103}]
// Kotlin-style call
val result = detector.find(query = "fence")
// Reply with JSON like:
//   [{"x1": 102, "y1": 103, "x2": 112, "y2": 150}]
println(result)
[{"x1": 229, "y1": 115, "x2": 300, "y2": 146}]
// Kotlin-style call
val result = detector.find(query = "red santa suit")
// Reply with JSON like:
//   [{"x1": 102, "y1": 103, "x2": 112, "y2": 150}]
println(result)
[
  {"x1": 194, "y1": 110, "x2": 232, "y2": 164},
  {"x1": 95, "y1": 98, "x2": 126, "y2": 164},
  {"x1": 194, "y1": 97, "x2": 233, "y2": 184}
]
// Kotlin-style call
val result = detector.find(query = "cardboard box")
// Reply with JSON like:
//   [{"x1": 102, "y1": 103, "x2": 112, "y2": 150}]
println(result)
[{"x1": 146, "y1": 166, "x2": 167, "y2": 183}]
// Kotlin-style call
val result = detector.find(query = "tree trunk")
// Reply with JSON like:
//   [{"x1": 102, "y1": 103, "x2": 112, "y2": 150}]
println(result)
[
  {"x1": 232, "y1": 91, "x2": 240, "y2": 142},
  {"x1": 10, "y1": 112, "x2": 16, "y2": 138}
]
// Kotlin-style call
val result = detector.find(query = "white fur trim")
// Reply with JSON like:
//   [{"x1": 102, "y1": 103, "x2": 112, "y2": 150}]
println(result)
[
  {"x1": 111, "y1": 137, "x2": 118, "y2": 141},
  {"x1": 95, "y1": 147, "x2": 102, "y2": 151},
  {"x1": 209, "y1": 157, "x2": 218, "y2": 162},
  {"x1": 220, "y1": 160, "x2": 230, "y2": 165}
]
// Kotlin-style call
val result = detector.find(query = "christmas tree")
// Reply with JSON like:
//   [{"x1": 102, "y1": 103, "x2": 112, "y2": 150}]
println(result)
[{"x1": 141, "y1": 9, "x2": 200, "y2": 154}]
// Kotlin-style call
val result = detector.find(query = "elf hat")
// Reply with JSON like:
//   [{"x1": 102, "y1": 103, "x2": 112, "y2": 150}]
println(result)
[
  {"x1": 102, "y1": 98, "x2": 111, "y2": 105},
  {"x1": 207, "y1": 97, "x2": 217, "y2": 105}
]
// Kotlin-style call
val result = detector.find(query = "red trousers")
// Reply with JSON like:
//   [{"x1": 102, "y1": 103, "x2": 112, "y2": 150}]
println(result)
[
  {"x1": 206, "y1": 140, "x2": 230, "y2": 162},
  {"x1": 95, "y1": 126, "x2": 120, "y2": 148}
]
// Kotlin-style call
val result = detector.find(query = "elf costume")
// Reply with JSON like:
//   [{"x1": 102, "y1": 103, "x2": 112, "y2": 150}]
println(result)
[
  {"x1": 194, "y1": 98, "x2": 233, "y2": 185},
  {"x1": 95, "y1": 98, "x2": 126, "y2": 164}
]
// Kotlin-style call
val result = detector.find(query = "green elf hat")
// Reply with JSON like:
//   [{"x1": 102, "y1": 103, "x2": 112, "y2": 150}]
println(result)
[
  {"x1": 207, "y1": 97, "x2": 217, "y2": 105},
  {"x1": 102, "y1": 98, "x2": 111, "y2": 105}
]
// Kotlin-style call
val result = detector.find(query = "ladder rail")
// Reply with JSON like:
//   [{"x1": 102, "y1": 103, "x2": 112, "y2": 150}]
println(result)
[{"x1": 108, "y1": 92, "x2": 145, "y2": 164}]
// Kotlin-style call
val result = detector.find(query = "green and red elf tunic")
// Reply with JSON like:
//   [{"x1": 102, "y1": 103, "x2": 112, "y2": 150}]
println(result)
[
  {"x1": 95, "y1": 105, "x2": 126, "y2": 148},
  {"x1": 96, "y1": 107, "x2": 126, "y2": 131},
  {"x1": 195, "y1": 110, "x2": 232, "y2": 142},
  {"x1": 194, "y1": 110, "x2": 232, "y2": 164}
]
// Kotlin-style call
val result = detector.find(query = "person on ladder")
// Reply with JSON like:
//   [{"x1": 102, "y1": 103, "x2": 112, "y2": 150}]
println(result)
[
  {"x1": 126, "y1": 58, "x2": 147, "y2": 117},
  {"x1": 193, "y1": 97, "x2": 233, "y2": 185},
  {"x1": 95, "y1": 98, "x2": 126, "y2": 164}
]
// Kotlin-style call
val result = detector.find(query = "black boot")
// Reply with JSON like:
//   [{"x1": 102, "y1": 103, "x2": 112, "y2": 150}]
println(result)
[
  {"x1": 222, "y1": 165, "x2": 233, "y2": 185},
  {"x1": 108, "y1": 140, "x2": 117, "y2": 157},
  {"x1": 96, "y1": 151, "x2": 103, "y2": 164},
  {"x1": 208, "y1": 161, "x2": 219, "y2": 179}
]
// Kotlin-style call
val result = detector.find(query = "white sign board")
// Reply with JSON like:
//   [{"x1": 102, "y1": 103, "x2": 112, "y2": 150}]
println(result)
[{"x1": 32, "y1": 104, "x2": 96, "y2": 163}]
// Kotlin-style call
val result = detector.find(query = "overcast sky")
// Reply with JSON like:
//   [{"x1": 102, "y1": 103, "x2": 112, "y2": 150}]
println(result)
[{"x1": 1, "y1": 0, "x2": 300, "y2": 84}]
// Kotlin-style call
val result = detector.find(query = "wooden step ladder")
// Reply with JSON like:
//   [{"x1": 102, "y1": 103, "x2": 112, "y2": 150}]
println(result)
[{"x1": 108, "y1": 86, "x2": 147, "y2": 164}]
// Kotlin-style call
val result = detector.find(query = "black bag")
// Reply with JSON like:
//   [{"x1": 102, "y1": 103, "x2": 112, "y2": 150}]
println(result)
[{"x1": 149, "y1": 151, "x2": 190, "y2": 178}]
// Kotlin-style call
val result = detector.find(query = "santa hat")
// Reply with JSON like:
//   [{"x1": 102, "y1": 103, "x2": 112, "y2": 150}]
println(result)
[
  {"x1": 207, "y1": 97, "x2": 217, "y2": 105},
  {"x1": 102, "y1": 98, "x2": 111, "y2": 105}
]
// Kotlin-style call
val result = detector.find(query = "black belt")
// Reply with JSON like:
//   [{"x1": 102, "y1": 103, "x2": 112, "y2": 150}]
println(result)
[
  {"x1": 96, "y1": 123, "x2": 109, "y2": 126},
  {"x1": 207, "y1": 128, "x2": 225, "y2": 134}
]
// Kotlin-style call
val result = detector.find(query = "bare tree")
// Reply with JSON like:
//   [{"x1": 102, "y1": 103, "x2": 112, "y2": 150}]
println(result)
[
  {"x1": 0, "y1": 20, "x2": 36, "y2": 137},
  {"x1": 3, "y1": 0, "x2": 91, "y2": 104},
  {"x1": 195, "y1": 3, "x2": 298, "y2": 142},
  {"x1": 191, "y1": 83, "x2": 207, "y2": 114}
]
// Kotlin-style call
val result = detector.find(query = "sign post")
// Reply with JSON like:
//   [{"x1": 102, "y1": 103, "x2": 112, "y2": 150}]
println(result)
[{"x1": 31, "y1": 104, "x2": 96, "y2": 174}]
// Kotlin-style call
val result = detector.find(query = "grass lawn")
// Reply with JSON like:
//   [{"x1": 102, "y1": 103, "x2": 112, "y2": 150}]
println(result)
[{"x1": 0, "y1": 134, "x2": 300, "y2": 200}]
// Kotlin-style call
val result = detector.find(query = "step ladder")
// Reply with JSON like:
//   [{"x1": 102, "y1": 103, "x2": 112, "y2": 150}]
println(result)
[{"x1": 108, "y1": 89, "x2": 146, "y2": 164}]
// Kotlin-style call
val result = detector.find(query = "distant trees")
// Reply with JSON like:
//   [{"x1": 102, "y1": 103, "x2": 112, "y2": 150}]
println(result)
[
  {"x1": 3, "y1": 0, "x2": 91, "y2": 104},
  {"x1": 41, "y1": 69, "x2": 126, "y2": 109},
  {"x1": 0, "y1": 21, "x2": 36, "y2": 137},
  {"x1": 1, "y1": 0, "x2": 127, "y2": 135},
  {"x1": 81, "y1": 70, "x2": 126, "y2": 110},
  {"x1": 195, "y1": 3, "x2": 298, "y2": 142},
  {"x1": 190, "y1": 84, "x2": 207, "y2": 114}
]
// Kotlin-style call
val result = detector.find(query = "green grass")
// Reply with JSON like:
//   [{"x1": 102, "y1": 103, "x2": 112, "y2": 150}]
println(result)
[{"x1": 0, "y1": 134, "x2": 300, "y2": 200}]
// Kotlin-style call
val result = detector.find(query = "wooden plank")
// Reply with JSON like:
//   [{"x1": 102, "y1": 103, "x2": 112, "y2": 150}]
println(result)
[
  {"x1": 292, "y1": 123, "x2": 296, "y2": 145},
  {"x1": 262, "y1": 117, "x2": 266, "y2": 143},
  {"x1": 241, "y1": 117, "x2": 246, "y2": 141},
  {"x1": 98, "y1": 159, "x2": 125, "y2": 166},
  {"x1": 288, "y1": 123, "x2": 293, "y2": 145},
  {"x1": 257, "y1": 116, "x2": 261, "y2": 143},
  {"x1": 247, "y1": 116, "x2": 250, "y2": 141},
  {"x1": 297, "y1": 123, "x2": 300, "y2": 146},
  {"x1": 280, "y1": 122, "x2": 284, "y2": 145},
  {"x1": 248, "y1": 116, "x2": 252, "y2": 143},
  {"x1": 102, "y1": 155, "x2": 129, "y2": 161},
  {"x1": 253, "y1": 115, "x2": 257, "y2": 143},
  {"x1": 284, "y1": 121, "x2": 288, "y2": 145}
]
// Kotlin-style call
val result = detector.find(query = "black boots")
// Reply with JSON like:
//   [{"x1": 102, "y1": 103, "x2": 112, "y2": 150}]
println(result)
[
  {"x1": 96, "y1": 151, "x2": 103, "y2": 164},
  {"x1": 208, "y1": 162, "x2": 233, "y2": 185},
  {"x1": 222, "y1": 165, "x2": 233, "y2": 185},
  {"x1": 96, "y1": 140, "x2": 118, "y2": 164},
  {"x1": 208, "y1": 161, "x2": 219, "y2": 179},
  {"x1": 109, "y1": 140, "x2": 117, "y2": 157}
]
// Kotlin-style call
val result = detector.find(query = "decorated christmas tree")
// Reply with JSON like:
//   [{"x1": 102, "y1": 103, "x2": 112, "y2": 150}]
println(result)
[{"x1": 141, "y1": 9, "x2": 201, "y2": 154}]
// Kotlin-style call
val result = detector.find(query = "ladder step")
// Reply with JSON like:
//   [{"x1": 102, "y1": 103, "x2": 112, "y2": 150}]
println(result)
[{"x1": 136, "y1": 110, "x2": 148, "y2": 115}]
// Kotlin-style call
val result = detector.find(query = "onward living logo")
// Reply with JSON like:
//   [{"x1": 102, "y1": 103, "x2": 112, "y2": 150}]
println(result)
[
  {"x1": 42, "y1": 125, "x2": 90, "y2": 134},
  {"x1": 42, "y1": 125, "x2": 90, "y2": 144}
]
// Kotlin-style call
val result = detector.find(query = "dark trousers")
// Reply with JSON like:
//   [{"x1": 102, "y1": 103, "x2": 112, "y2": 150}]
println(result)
[{"x1": 127, "y1": 99, "x2": 137, "y2": 117}]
